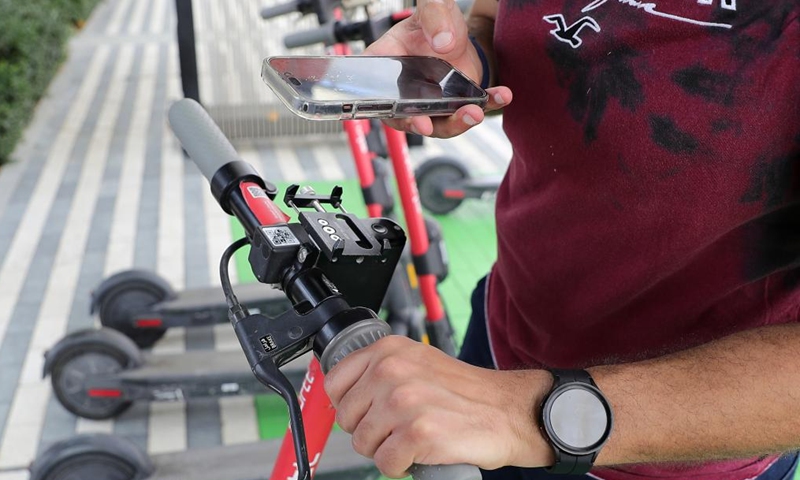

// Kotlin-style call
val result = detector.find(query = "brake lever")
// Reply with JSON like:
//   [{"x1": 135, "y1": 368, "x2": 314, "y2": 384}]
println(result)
[{"x1": 251, "y1": 356, "x2": 312, "y2": 480}]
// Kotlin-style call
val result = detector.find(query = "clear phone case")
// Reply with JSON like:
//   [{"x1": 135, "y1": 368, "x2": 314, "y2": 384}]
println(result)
[{"x1": 261, "y1": 55, "x2": 488, "y2": 121}]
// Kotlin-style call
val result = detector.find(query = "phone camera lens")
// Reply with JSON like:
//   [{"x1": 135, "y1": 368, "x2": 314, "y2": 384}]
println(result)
[{"x1": 288, "y1": 76, "x2": 301, "y2": 86}]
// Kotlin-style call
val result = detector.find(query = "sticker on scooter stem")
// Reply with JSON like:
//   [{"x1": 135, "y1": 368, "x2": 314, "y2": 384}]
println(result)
[
  {"x1": 263, "y1": 226, "x2": 301, "y2": 247},
  {"x1": 248, "y1": 186, "x2": 268, "y2": 198}
]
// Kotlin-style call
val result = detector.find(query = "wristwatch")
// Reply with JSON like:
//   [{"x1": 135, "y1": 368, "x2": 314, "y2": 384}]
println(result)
[{"x1": 539, "y1": 369, "x2": 613, "y2": 475}]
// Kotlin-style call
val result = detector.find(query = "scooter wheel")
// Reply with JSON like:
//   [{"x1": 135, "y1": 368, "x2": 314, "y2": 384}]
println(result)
[
  {"x1": 95, "y1": 270, "x2": 174, "y2": 349},
  {"x1": 30, "y1": 433, "x2": 153, "y2": 480},
  {"x1": 33, "y1": 451, "x2": 139, "y2": 480},
  {"x1": 415, "y1": 156, "x2": 470, "y2": 215},
  {"x1": 51, "y1": 343, "x2": 134, "y2": 420}
]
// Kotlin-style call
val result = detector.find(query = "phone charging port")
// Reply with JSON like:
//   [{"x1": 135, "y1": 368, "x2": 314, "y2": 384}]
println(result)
[{"x1": 357, "y1": 103, "x2": 393, "y2": 113}]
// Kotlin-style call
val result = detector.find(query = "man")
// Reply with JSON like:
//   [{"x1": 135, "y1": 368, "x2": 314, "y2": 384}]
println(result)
[{"x1": 324, "y1": 0, "x2": 800, "y2": 478}]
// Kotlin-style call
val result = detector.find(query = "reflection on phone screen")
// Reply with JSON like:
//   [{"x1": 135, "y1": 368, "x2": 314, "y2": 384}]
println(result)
[{"x1": 268, "y1": 56, "x2": 482, "y2": 102}]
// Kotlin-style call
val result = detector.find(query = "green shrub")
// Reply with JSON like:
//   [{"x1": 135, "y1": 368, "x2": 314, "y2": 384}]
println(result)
[
  {"x1": 0, "y1": 0, "x2": 100, "y2": 165},
  {"x1": 50, "y1": 0, "x2": 103, "y2": 25}
]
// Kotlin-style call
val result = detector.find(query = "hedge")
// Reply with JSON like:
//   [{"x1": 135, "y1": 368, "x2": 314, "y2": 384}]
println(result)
[{"x1": 0, "y1": 0, "x2": 101, "y2": 165}]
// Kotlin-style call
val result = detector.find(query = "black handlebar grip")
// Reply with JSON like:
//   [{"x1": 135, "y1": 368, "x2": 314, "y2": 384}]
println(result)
[
  {"x1": 260, "y1": 0, "x2": 301, "y2": 19},
  {"x1": 167, "y1": 98, "x2": 240, "y2": 182},
  {"x1": 283, "y1": 22, "x2": 337, "y2": 49},
  {"x1": 319, "y1": 323, "x2": 483, "y2": 480}
]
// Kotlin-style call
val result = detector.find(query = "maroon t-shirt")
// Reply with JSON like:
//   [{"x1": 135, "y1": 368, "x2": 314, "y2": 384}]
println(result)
[{"x1": 487, "y1": 0, "x2": 800, "y2": 478}]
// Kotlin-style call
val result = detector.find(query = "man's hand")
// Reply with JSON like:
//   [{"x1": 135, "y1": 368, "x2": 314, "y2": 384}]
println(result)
[
  {"x1": 365, "y1": 0, "x2": 512, "y2": 138},
  {"x1": 324, "y1": 336, "x2": 553, "y2": 478}
]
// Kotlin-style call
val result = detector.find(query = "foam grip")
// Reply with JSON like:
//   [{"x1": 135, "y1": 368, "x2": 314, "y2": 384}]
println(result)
[
  {"x1": 284, "y1": 22, "x2": 337, "y2": 49},
  {"x1": 260, "y1": 1, "x2": 300, "y2": 19},
  {"x1": 167, "y1": 99, "x2": 240, "y2": 182}
]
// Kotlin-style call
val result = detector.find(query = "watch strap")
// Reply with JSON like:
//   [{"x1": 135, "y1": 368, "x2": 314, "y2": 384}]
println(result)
[
  {"x1": 546, "y1": 450, "x2": 595, "y2": 475},
  {"x1": 550, "y1": 368, "x2": 595, "y2": 388}
]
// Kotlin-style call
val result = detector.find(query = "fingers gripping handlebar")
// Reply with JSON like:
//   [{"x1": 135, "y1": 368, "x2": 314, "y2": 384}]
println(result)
[{"x1": 168, "y1": 99, "x2": 481, "y2": 480}]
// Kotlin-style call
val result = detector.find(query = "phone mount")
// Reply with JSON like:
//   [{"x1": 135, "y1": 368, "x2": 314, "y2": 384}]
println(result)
[{"x1": 223, "y1": 183, "x2": 405, "y2": 480}]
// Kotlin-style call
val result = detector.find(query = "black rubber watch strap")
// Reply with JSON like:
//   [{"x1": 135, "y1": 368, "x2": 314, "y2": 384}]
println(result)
[
  {"x1": 550, "y1": 368, "x2": 594, "y2": 387},
  {"x1": 547, "y1": 450, "x2": 579, "y2": 474}
]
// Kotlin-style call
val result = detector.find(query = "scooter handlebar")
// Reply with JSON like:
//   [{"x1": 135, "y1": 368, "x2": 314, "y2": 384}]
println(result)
[
  {"x1": 319, "y1": 323, "x2": 483, "y2": 480},
  {"x1": 167, "y1": 98, "x2": 240, "y2": 182},
  {"x1": 260, "y1": 0, "x2": 301, "y2": 19},
  {"x1": 284, "y1": 22, "x2": 337, "y2": 49},
  {"x1": 167, "y1": 96, "x2": 482, "y2": 480}
]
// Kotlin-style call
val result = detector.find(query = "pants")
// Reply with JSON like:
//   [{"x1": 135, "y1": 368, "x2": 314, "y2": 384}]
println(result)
[{"x1": 457, "y1": 276, "x2": 798, "y2": 480}]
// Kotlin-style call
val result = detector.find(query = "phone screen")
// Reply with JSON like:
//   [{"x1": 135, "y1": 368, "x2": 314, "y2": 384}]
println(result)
[{"x1": 266, "y1": 56, "x2": 484, "y2": 102}]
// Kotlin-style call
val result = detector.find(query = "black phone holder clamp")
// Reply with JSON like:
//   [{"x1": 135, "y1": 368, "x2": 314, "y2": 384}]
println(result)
[{"x1": 223, "y1": 184, "x2": 405, "y2": 480}]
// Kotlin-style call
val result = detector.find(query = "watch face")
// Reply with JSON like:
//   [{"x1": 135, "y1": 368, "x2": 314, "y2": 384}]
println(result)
[{"x1": 545, "y1": 385, "x2": 610, "y2": 453}]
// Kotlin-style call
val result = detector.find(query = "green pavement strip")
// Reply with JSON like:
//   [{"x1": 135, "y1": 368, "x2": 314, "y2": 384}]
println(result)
[{"x1": 228, "y1": 179, "x2": 496, "y2": 480}]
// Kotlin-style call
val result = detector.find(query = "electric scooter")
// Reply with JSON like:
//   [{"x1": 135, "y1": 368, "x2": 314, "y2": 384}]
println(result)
[
  {"x1": 42, "y1": 326, "x2": 308, "y2": 419},
  {"x1": 415, "y1": 157, "x2": 502, "y2": 215},
  {"x1": 44, "y1": 2, "x2": 454, "y2": 425},
  {"x1": 33, "y1": 98, "x2": 478, "y2": 480},
  {"x1": 90, "y1": 268, "x2": 291, "y2": 348}
]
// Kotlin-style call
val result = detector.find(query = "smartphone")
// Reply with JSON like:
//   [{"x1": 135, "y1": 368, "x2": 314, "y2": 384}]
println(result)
[{"x1": 261, "y1": 55, "x2": 488, "y2": 120}]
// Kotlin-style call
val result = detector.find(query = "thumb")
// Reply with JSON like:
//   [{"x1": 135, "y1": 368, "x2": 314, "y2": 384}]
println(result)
[{"x1": 415, "y1": 0, "x2": 463, "y2": 54}]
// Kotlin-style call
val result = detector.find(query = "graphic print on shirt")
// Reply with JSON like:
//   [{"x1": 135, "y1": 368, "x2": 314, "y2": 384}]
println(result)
[
  {"x1": 543, "y1": 14, "x2": 601, "y2": 48},
  {"x1": 543, "y1": 0, "x2": 736, "y2": 49}
]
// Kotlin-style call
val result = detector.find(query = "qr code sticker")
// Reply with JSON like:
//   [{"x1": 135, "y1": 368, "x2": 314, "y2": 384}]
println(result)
[
  {"x1": 263, "y1": 226, "x2": 300, "y2": 247},
  {"x1": 247, "y1": 186, "x2": 267, "y2": 198}
]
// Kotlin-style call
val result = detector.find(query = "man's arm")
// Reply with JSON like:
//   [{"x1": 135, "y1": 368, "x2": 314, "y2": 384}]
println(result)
[
  {"x1": 325, "y1": 323, "x2": 800, "y2": 477},
  {"x1": 466, "y1": 0, "x2": 499, "y2": 87},
  {"x1": 592, "y1": 321, "x2": 800, "y2": 466}
]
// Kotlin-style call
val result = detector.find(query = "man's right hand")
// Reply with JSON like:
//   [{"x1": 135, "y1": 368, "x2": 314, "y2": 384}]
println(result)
[{"x1": 365, "y1": 0, "x2": 512, "y2": 139}]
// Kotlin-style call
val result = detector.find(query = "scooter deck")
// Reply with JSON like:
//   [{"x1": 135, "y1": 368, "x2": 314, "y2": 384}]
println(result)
[
  {"x1": 125, "y1": 350, "x2": 252, "y2": 381},
  {"x1": 151, "y1": 431, "x2": 376, "y2": 480},
  {"x1": 109, "y1": 351, "x2": 311, "y2": 400},
  {"x1": 124, "y1": 351, "x2": 310, "y2": 381},
  {"x1": 158, "y1": 283, "x2": 288, "y2": 314},
  {"x1": 466, "y1": 174, "x2": 503, "y2": 190}
]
